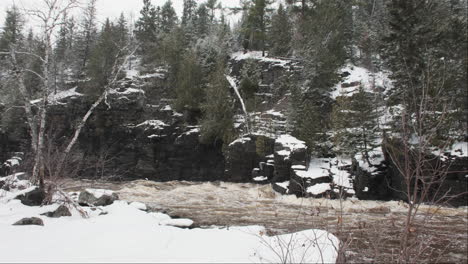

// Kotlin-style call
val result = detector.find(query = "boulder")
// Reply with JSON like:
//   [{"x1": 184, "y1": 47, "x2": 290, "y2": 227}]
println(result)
[
  {"x1": 272, "y1": 181, "x2": 289, "y2": 195},
  {"x1": 78, "y1": 189, "x2": 119, "y2": 206},
  {"x1": 225, "y1": 136, "x2": 257, "y2": 182},
  {"x1": 13, "y1": 217, "x2": 44, "y2": 226},
  {"x1": 15, "y1": 187, "x2": 46, "y2": 206},
  {"x1": 41, "y1": 205, "x2": 72, "y2": 218},
  {"x1": 272, "y1": 135, "x2": 308, "y2": 183}
]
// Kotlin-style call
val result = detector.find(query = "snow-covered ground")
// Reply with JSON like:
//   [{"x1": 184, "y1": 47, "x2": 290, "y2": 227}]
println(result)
[
  {"x1": 0, "y1": 175, "x2": 339, "y2": 263},
  {"x1": 231, "y1": 51, "x2": 291, "y2": 68},
  {"x1": 331, "y1": 63, "x2": 393, "y2": 99}
]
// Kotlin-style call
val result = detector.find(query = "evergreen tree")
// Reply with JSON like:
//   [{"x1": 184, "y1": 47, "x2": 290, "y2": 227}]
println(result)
[
  {"x1": 241, "y1": 0, "x2": 273, "y2": 55},
  {"x1": 331, "y1": 86, "x2": 379, "y2": 161},
  {"x1": 0, "y1": 6, "x2": 23, "y2": 53},
  {"x1": 135, "y1": 0, "x2": 160, "y2": 63},
  {"x1": 23, "y1": 30, "x2": 44, "y2": 96},
  {"x1": 160, "y1": 0, "x2": 178, "y2": 34},
  {"x1": 199, "y1": 57, "x2": 234, "y2": 145},
  {"x1": 76, "y1": 0, "x2": 98, "y2": 76},
  {"x1": 291, "y1": 0, "x2": 351, "y2": 154},
  {"x1": 115, "y1": 13, "x2": 129, "y2": 48},
  {"x1": 195, "y1": 3, "x2": 210, "y2": 38},
  {"x1": 160, "y1": 26, "x2": 186, "y2": 80},
  {"x1": 86, "y1": 19, "x2": 119, "y2": 95},
  {"x1": 182, "y1": 0, "x2": 197, "y2": 26},
  {"x1": 55, "y1": 13, "x2": 75, "y2": 89},
  {"x1": 268, "y1": 3, "x2": 291, "y2": 56},
  {"x1": 174, "y1": 51, "x2": 203, "y2": 114},
  {"x1": 206, "y1": 0, "x2": 219, "y2": 22},
  {"x1": 383, "y1": 0, "x2": 467, "y2": 139},
  {"x1": 293, "y1": 93, "x2": 331, "y2": 156}
]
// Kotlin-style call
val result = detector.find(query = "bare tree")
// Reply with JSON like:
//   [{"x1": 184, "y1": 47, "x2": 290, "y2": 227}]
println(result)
[
  {"x1": 2, "y1": 0, "x2": 136, "y2": 196},
  {"x1": 383, "y1": 54, "x2": 467, "y2": 263},
  {"x1": 1, "y1": 0, "x2": 81, "y2": 189}
]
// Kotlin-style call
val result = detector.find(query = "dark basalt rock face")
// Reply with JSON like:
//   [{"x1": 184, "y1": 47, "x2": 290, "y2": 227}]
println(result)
[
  {"x1": 351, "y1": 144, "x2": 468, "y2": 206},
  {"x1": 224, "y1": 135, "x2": 275, "y2": 182}
]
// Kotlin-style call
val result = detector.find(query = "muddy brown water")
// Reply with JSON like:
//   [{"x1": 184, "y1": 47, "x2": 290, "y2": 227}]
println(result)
[{"x1": 63, "y1": 179, "x2": 468, "y2": 263}]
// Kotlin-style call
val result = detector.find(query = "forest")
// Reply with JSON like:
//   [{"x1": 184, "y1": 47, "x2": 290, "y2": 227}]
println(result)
[{"x1": 0, "y1": 0, "x2": 467, "y2": 263}]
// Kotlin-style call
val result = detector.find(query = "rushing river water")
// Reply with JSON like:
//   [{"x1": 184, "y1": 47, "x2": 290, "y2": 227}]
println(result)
[{"x1": 64, "y1": 179, "x2": 467, "y2": 263}]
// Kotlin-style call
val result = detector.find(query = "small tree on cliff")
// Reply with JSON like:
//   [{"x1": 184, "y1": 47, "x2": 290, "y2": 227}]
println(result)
[
  {"x1": 331, "y1": 86, "x2": 379, "y2": 162},
  {"x1": 199, "y1": 58, "x2": 234, "y2": 146}
]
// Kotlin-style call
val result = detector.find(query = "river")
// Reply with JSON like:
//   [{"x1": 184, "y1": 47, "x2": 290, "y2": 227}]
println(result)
[{"x1": 63, "y1": 179, "x2": 468, "y2": 263}]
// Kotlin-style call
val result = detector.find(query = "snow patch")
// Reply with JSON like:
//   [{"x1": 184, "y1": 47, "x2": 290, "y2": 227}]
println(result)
[
  {"x1": 307, "y1": 183, "x2": 331, "y2": 196},
  {"x1": 136, "y1": 120, "x2": 168, "y2": 130},
  {"x1": 331, "y1": 63, "x2": 393, "y2": 99},
  {"x1": 231, "y1": 51, "x2": 291, "y2": 67},
  {"x1": 31, "y1": 87, "x2": 83, "y2": 104}
]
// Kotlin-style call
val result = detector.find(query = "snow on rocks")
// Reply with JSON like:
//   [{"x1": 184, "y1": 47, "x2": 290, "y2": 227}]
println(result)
[
  {"x1": 78, "y1": 189, "x2": 119, "y2": 206},
  {"x1": 354, "y1": 147, "x2": 385, "y2": 174},
  {"x1": 231, "y1": 51, "x2": 292, "y2": 68},
  {"x1": 307, "y1": 183, "x2": 332, "y2": 196},
  {"x1": 109, "y1": 87, "x2": 145, "y2": 96},
  {"x1": 275, "y1": 135, "x2": 307, "y2": 157},
  {"x1": 229, "y1": 136, "x2": 252, "y2": 147},
  {"x1": 30, "y1": 87, "x2": 83, "y2": 105},
  {"x1": 331, "y1": 63, "x2": 393, "y2": 99},
  {"x1": 136, "y1": 120, "x2": 169, "y2": 131}
]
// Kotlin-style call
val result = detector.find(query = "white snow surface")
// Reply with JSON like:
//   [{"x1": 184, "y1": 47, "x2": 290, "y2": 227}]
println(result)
[
  {"x1": 307, "y1": 183, "x2": 332, "y2": 196},
  {"x1": 276, "y1": 135, "x2": 307, "y2": 150},
  {"x1": 330, "y1": 158, "x2": 353, "y2": 190},
  {"x1": 3, "y1": 156, "x2": 21, "y2": 167},
  {"x1": 136, "y1": 120, "x2": 168, "y2": 130},
  {"x1": 0, "y1": 182, "x2": 339, "y2": 263},
  {"x1": 296, "y1": 159, "x2": 330, "y2": 179},
  {"x1": 229, "y1": 137, "x2": 252, "y2": 147},
  {"x1": 109, "y1": 87, "x2": 145, "y2": 95},
  {"x1": 449, "y1": 142, "x2": 468, "y2": 157},
  {"x1": 231, "y1": 51, "x2": 291, "y2": 67},
  {"x1": 253, "y1": 176, "x2": 268, "y2": 182},
  {"x1": 433, "y1": 141, "x2": 468, "y2": 158},
  {"x1": 355, "y1": 147, "x2": 385, "y2": 174},
  {"x1": 331, "y1": 63, "x2": 392, "y2": 99},
  {"x1": 31, "y1": 87, "x2": 83, "y2": 104}
]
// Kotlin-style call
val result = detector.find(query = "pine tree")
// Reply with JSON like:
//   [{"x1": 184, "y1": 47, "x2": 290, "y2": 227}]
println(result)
[
  {"x1": 115, "y1": 13, "x2": 129, "y2": 49},
  {"x1": 182, "y1": 0, "x2": 197, "y2": 26},
  {"x1": 268, "y1": 3, "x2": 291, "y2": 56},
  {"x1": 195, "y1": 3, "x2": 210, "y2": 38},
  {"x1": 199, "y1": 57, "x2": 234, "y2": 145},
  {"x1": 174, "y1": 51, "x2": 203, "y2": 114},
  {"x1": 55, "y1": 13, "x2": 75, "y2": 89},
  {"x1": 291, "y1": 0, "x2": 351, "y2": 154},
  {"x1": 0, "y1": 6, "x2": 23, "y2": 53},
  {"x1": 86, "y1": 19, "x2": 120, "y2": 95},
  {"x1": 135, "y1": 0, "x2": 160, "y2": 62},
  {"x1": 241, "y1": 0, "x2": 273, "y2": 55},
  {"x1": 160, "y1": 0, "x2": 178, "y2": 34},
  {"x1": 331, "y1": 86, "x2": 379, "y2": 161},
  {"x1": 206, "y1": 0, "x2": 219, "y2": 22},
  {"x1": 76, "y1": 0, "x2": 98, "y2": 76}
]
